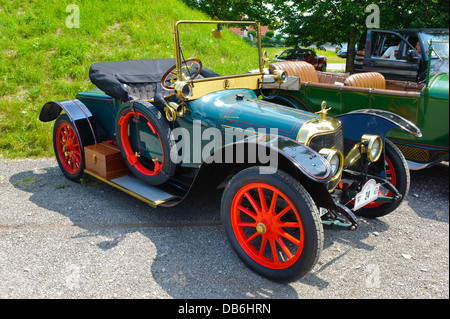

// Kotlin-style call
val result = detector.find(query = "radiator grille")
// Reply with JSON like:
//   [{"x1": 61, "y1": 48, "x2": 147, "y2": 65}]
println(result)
[{"x1": 308, "y1": 128, "x2": 344, "y2": 154}]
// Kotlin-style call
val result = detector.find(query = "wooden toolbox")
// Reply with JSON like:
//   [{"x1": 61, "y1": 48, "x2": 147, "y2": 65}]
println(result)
[{"x1": 84, "y1": 143, "x2": 128, "y2": 180}]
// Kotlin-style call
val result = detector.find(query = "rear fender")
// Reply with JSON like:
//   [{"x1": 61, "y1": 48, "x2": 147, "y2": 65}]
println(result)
[{"x1": 39, "y1": 99, "x2": 97, "y2": 147}]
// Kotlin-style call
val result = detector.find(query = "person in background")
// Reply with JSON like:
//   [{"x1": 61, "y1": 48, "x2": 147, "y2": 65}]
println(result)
[{"x1": 382, "y1": 40, "x2": 400, "y2": 59}]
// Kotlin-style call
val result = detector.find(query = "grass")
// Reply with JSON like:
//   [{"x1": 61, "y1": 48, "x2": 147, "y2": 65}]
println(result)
[{"x1": 0, "y1": 0, "x2": 258, "y2": 159}]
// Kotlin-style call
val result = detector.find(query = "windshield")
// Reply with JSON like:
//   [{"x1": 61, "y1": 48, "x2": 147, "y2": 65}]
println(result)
[
  {"x1": 421, "y1": 32, "x2": 449, "y2": 59},
  {"x1": 176, "y1": 21, "x2": 260, "y2": 77}
]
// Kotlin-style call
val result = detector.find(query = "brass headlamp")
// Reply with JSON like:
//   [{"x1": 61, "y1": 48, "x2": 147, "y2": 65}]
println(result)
[
  {"x1": 319, "y1": 148, "x2": 344, "y2": 182},
  {"x1": 361, "y1": 134, "x2": 383, "y2": 162}
]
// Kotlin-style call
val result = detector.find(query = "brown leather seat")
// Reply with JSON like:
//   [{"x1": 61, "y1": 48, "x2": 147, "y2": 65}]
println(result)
[
  {"x1": 269, "y1": 61, "x2": 319, "y2": 83},
  {"x1": 344, "y1": 72, "x2": 386, "y2": 90}
]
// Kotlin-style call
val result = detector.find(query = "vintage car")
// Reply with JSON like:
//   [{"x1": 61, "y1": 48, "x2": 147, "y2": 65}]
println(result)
[
  {"x1": 354, "y1": 28, "x2": 449, "y2": 82},
  {"x1": 38, "y1": 21, "x2": 419, "y2": 282},
  {"x1": 266, "y1": 46, "x2": 448, "y2": 171},
  {"x1": 273, "y1": 48, "x2": 327, "y2": 71}
]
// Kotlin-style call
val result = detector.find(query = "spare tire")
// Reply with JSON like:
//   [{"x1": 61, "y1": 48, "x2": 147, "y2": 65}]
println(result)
[{"x1": 115, "y1": 100, "x2": 177, "y2": 185}]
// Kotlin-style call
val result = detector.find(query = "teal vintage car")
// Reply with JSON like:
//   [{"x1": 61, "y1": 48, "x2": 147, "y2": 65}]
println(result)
[
  {"x1": 38, "y1": 21, "x2": 419, "y2": 282},
  {"x1": 265, "y1": 39, "x2": 448, "y2": 171}
]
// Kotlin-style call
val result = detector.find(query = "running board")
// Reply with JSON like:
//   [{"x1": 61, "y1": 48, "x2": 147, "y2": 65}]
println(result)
[{"x1": 84, "y1": 170, "x2": 176, "y2": 207}]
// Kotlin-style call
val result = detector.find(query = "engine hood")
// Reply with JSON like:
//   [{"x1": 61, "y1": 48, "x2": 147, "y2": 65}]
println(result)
[{"x1": 188, "y1": 89, "x2": 319, "y2": 140}]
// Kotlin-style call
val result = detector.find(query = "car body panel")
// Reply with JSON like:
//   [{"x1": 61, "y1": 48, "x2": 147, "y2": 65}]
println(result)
[{"x1": 269, "y1": 69, "x2": 448, "y2": 167}]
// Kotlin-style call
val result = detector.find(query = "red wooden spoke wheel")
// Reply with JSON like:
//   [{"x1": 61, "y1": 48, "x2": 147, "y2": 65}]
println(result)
[
  {"x1": 231, "y1": 182, "x2": 305, "y2": 269},
  {"x1": 53, "y1": 114, "x2": 85, "y2": 182},
  {"x1": 221, "y1": 167, "x2": 323, "y2": 282}
]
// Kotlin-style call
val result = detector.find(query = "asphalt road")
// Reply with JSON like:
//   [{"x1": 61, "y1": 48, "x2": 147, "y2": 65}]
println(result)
[{"x1": 0, "y1": 158, "x2": 448, "y2": 300}]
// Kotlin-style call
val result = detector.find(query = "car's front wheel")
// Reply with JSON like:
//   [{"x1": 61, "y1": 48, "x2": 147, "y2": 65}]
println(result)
[
  {"x1": 221, "y1": 167, "x2": 323, "y2": 282},
  {"x1": 355, "y1": 140, "x2": 410, "y2": 218}
]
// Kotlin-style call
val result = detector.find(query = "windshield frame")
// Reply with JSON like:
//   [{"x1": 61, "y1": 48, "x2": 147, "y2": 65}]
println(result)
[
  {"x1": 173, "y1": 20, "x2": 263, "y2": 80},
  {"x1": 420, "y1": 31, "x2": 449, "y2": 60}
]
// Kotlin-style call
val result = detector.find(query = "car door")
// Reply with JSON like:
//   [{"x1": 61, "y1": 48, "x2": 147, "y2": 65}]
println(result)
[{"x1": 361, "y1": 30, "x2": 419, "y2": 81}]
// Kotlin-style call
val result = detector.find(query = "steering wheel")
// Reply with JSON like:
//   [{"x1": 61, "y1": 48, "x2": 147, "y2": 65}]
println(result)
[{"x1": 161, "y1": 58, "x2": 202, "y2": 90}]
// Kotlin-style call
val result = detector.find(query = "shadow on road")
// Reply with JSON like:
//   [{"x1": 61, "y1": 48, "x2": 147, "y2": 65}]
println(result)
[{"x1": 8, "y1": 160, "x2": 448, "y2": 297}]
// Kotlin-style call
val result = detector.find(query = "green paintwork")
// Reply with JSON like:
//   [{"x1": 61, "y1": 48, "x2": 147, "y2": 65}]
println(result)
[{"x1": 276, "y1": 74, "x2": 449, "y2": 165}]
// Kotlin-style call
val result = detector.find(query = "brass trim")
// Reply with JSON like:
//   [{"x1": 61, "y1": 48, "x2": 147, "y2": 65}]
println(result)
[
  {"x1": 256, "y1": 223, "x2": 267, "y2": 234},
  {"x1": 319, "y1": 148, "x2": 344, "y2": 182},
  {"x1": 361, "y1": 134, "x2": 383, "y2": 162},
  {"x1": 173, "y1": 20, "x2": 264, "y2": 101},
  {"x1": 344, "y1": 143, "x2": 362, "y2": 167},
  {"x1": 296, "y1": 117, "x2": 342, "y2": 146},
  {"x1": 189, "y1": 73, "x2": 262, "y2": 100}
]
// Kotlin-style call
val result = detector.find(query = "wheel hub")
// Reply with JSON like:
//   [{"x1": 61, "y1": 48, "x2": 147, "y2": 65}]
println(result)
[{"x1": 256, "y1": 223, "x2": 267, "y2": 234}]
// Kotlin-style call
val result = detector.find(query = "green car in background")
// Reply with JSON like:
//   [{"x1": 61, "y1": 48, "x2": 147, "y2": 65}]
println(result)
[{"x1": 265, "y1": 38, "x2": 449, "y2": 170}]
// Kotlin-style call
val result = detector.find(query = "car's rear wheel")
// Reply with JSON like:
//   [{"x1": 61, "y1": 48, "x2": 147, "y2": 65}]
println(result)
[
  {"x1": 53, "y1": 114, "x2": 85, "y2": 182},
  {"x1": 221, "y1": 167, "x2": 323, "y2": 282}
]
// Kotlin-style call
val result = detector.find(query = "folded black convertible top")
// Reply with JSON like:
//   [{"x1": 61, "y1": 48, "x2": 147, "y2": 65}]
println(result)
[
  {"x1": 89, "y1": 59, "x2": 176, "y2": 101},
  {"x1": 89, "y1": 59, "x2": 219, "y2": 101}
]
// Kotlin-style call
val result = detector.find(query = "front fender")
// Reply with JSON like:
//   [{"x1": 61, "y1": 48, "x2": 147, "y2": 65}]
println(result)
[
  {"x1": 336, "y1": 109, "x2": 422, "y2": 143},
  {"x1": 192, "y1": 135, "x2": 337, "y2": 209},
  {"x1": 39, "y1": 99, "x2": 97, "y2": 146}
]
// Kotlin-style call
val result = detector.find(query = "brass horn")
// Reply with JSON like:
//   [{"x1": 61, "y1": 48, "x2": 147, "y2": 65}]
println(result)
[
  {"x1": 164, "y1": 102, "x2": 187, "y2": 122},
  {"x1": 164, "y1": 102, "x2": 178, "y2": 122}
]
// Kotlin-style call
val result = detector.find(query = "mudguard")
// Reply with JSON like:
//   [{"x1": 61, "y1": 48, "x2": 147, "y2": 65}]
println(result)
[
  {"x1": 39, "y1": 99, "x2": 97, "y2": 147},
  {"x1": 191, "y1": 134, "x2": 336, "y2": 209},
  {"x1": 335, "y1": 109, "x2": 422, "y2": 143}
]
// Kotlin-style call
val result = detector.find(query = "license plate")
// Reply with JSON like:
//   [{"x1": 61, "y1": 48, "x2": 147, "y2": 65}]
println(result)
[{"x1": 354, "y1": 179, "x2": 380, "y2": 211}]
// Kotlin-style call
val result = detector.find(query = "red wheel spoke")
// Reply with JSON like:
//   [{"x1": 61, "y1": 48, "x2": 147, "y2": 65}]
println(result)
[
  {"x1": 246, "y1": 231, "x2": 260, "y2": 244},
  {"x1": 268, "y1": 192, "x2": 278, "y2": 213},
  {"x1": 276, "y1": 205, "x2": 292, "y2": 220},
  {"x1": 268, "y1": 239, "x2": 279, "y2": 263},
  {"x1": 276, "y1": 237, "x2": 294, "y2": 260},
  {"x1": 258, "y1": 237, "x2": 268, "y2": 256},
  {"x1": 278, "y1": 221, "x2": 300, "y2": 228},
  {"x1": 237, "y1": 222, "x2": 257, "y2": 228},
  {"x1": 244, "y1": 191, "x2": 261, "y2": 215},
  {"x1": 237, "y1": 205, "x2": 258, "y2": 220},
  {"x1": 279, "y1": 230, "x2": 301, "y2": 246},
  {"x1": 257, "y1": 187, "x2": 268, "y2": 212}
]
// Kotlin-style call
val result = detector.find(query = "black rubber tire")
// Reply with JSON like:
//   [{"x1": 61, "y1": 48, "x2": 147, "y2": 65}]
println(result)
[
  {"x1": 355, "y1": 139, "x2": 410, "y2": 218},
  {"x1": 220, "y1": 166, "x2": 323, "y2": 282},
  {"x1": 53, "y1": 114, "x2": 85, "y2": 182},
  {"x1": 115, "y1": 100, "x2": 177, "y2": 186}
]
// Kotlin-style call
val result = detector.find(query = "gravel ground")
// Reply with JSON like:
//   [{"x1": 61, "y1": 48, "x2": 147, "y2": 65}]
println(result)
[{"x1": 0, "y1": 158, "x2": 448, "y2": 299}]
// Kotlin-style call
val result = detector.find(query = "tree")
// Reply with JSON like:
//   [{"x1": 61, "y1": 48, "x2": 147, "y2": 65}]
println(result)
[
  {"x1": 180, "y1": 0, "x2": 276, "y2": 26},
  {"x1": 271, "y1": 0, "x2": 449, "y2": 73}
]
